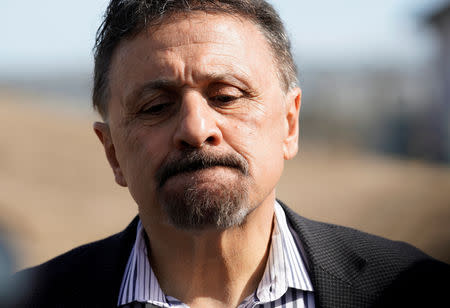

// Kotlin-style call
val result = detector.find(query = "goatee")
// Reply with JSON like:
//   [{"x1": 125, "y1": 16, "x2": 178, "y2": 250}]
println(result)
[{"x1": 155, "y1": 149, "x2": 251, "y2": 230}]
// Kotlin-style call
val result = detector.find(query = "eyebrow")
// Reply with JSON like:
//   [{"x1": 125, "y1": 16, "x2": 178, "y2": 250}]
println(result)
[
  {"x1": 124, "y1": 70, "x2": 253, "y2": 109},
  {"x1": 205, "y1": 72, "x2": 252, "y2": 91}
]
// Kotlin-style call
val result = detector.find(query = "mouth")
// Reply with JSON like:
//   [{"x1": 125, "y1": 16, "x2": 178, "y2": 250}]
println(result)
[
  {"x1": 161, "y1": 165, "x2": 240, "y2": 187},
  {"x1": 155, "y1": 151, "x2": 249, "y2": 188}
]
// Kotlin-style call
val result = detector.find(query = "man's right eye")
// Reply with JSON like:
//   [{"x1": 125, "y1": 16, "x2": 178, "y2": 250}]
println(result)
[{"x1": 141, "y1": 102, "x2": 173, "y2": 115}]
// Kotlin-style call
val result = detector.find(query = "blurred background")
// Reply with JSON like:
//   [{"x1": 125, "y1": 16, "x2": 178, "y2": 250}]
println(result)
[{"x1": 0, "y1": 0, "x2": 449, "y2": 285}]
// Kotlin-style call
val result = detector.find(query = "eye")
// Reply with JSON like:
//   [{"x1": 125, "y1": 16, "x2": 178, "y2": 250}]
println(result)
[
  {"x1": 141, "y1": 102, "x2": 173, "y2": 115},
  {"x1": 139, "y1": 92, "x2": 177, "y2": 117},
  {"x1": 210, "y1": 95, "x2": 238, "y2": 104},
  {"x1": 208, "y1": 84, "x2": 246, "y2": 107}
]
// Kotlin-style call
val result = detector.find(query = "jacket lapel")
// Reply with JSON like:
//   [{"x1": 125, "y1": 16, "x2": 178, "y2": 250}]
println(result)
[{"x1": 280, "y1": 202, "x2": 373, "y2": 308}]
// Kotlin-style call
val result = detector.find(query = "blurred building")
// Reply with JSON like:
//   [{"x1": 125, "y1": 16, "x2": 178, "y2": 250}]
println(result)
[
  {"x1": 296, "y1": 3, "x2": 450, "y2": 163},
  {"x1": 427, "y1": 2, "x2": 450, "y2": 163}
]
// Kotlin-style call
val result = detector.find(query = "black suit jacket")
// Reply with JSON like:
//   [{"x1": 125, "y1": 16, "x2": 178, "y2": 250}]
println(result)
[{"x1": 12, "y1": 202, "x2": 449, "y2": 307}]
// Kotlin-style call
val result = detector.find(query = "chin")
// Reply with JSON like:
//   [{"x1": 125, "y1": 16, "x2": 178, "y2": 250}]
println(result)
[{"x1": 158, "y1": 177, "x2": 251, "y2": 230}]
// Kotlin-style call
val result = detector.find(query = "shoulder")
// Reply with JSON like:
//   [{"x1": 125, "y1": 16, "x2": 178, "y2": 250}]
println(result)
[
  {"x1": 279, "y1": 201, "x2": 449, "y2": 307},
  {"x1": 10, "y1": 216, "x2": 139, "y2": 308},
  {"x1": 280, "y1": 200, "x2": 436, "y2": 264}
]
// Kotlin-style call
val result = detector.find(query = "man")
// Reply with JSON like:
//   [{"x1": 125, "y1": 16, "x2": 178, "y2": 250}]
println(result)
[{"x1": 13, "y1": 0, "x2": 449, "y2": 307}]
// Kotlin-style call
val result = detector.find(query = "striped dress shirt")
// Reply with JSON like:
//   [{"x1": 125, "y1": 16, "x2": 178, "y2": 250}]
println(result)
[{"x1": 118, "y1": 202, "x2": 315, "y2": 307}]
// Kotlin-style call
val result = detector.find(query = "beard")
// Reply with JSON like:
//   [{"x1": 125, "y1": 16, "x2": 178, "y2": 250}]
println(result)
[{"x1": 155, "y1": 149, "x2": 251, "y2": 230}]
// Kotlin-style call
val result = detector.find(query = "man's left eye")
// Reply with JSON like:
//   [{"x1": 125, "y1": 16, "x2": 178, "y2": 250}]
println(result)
[{"x1": 210, "y1": 95, "x2": 238, "y2": 104}]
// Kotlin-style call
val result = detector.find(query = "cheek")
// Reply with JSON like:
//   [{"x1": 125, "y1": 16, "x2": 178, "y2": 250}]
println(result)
[
  {"x1": 222, "y1": 107, "x2": 285, "y2": 168},
  {"x1": 220, "y1": 111, "x2": 285, "y2": 201},
  {"x1": 114, "y1": 124, "x2": 169, "y2": 185},
  {"x1": 115, "y1": 125, "x2": 173, "y2": 209}
]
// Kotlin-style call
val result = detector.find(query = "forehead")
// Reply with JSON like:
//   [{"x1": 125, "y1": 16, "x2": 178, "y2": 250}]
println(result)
[
  {"x1": 144, "y1": 12, "x2": 263, "y2": 51},
  {"x1": 108, "y1": 12, "x2": 279, "y2": 97}
]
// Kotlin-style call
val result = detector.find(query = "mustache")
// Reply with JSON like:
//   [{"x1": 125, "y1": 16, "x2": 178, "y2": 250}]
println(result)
[{"x1": 155, "y1": 150, "x2": 249, "y2": 188}]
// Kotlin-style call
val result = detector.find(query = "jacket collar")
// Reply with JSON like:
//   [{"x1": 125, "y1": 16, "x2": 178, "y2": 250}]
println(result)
[{"x1": 279, "y1": 201, "x2": 369, "y2": 308}]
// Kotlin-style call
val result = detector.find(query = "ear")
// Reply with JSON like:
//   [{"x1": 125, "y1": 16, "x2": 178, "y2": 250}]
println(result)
[
  {"x1": 93, "y1": 122, "x2": 127, "y2": 187},
  {"x1": 282, "y1": 87, "x2": 301, "y2": 160}
]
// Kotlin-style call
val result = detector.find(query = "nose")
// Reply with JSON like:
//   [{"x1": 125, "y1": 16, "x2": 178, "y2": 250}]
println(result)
[{"x1": 173, "y1": 91, "x2": 223, "y2": 149}]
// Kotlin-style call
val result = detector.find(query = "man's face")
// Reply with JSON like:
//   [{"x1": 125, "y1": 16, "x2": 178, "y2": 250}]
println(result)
[{"x1": 95, "y1": 13, "x2": 301, "y2": 230}]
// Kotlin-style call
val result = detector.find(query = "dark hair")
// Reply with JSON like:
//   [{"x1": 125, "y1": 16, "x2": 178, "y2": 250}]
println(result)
[{"x1": 93, "y1": 0, "x2": 298, "y2": 119}]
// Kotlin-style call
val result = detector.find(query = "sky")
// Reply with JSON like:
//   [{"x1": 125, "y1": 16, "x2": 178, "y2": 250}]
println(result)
[{"x1": 0, "y1": 0, "x2": 448, "y2": 77}]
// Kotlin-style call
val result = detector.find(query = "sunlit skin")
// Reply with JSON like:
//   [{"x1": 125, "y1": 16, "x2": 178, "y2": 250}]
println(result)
[{"x1": 94, "y1": 12, "x2": 301, "y2": 308}]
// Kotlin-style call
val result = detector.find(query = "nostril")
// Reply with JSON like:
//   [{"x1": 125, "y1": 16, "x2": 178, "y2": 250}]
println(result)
[
  {"x1": 180, "y1": 140, "x2": 191, "y2": 148},
  {"x1": 205, "y1": 136, "x2": 215, "y2": 143}
]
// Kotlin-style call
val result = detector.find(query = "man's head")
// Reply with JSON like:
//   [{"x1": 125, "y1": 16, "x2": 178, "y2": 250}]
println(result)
[
  {"x1": 93, "y1": 0, "x2": 298, "y2": 120},
  {"x1": 93, "y1": 0, "x2": 301, "y2": 230}
]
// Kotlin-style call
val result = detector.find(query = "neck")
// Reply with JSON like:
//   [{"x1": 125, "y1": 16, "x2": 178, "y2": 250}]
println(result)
[{"x1": 140, "y1": 194, "x2": 275, "y2": 308}]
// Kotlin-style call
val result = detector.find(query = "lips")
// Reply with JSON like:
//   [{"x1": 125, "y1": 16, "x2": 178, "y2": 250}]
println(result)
[{"x1": 155, "y1": 150, "x2": 249, "y2": 188}]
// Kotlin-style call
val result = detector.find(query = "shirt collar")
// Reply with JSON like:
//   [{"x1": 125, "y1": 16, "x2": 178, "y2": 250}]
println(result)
[
  {"x1": 117, "y1": 219, "x2": 170, "y2": 307},
  {"x1": 255, "y1": 201, "x2": 313, "y2": 303},
  {"x1": 117, "y1": 201, "x2": 313, "y2": 307}
]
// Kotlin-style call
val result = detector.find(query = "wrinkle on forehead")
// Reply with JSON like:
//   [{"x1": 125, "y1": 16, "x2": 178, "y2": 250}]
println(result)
[
  {"x1": 139, "y1": 14, "x2": 252, "y2": 54},
  {"x1": 144, "y1": 12, "x2": 249, "y2": 47},
  {"x1": 111, "y1": 13, "x2": 264, "y2": 80}
]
